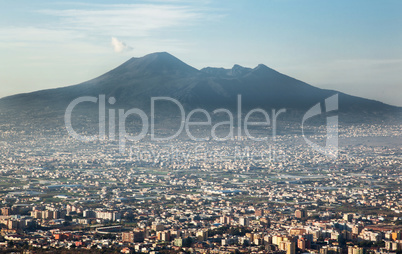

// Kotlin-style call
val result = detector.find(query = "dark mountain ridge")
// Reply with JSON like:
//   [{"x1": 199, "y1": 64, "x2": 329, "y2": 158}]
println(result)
[{"x1": 0, "y1": 52, "x2": 400, "y2": 128}]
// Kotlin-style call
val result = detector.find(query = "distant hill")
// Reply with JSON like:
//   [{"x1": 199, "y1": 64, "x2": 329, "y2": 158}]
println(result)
[{"x1": 0, "y1": 52, "x2": 400, "y2": 131}]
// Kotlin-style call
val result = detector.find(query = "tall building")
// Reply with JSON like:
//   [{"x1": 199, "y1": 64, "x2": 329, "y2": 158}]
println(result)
[
  {"x1": 152, "y1": 222, "x2": 164, "y2": 231},
  {"x1": 53, "y1": 210, "x2": 60, "y2": 219},
  {"x1": 220, "y1": 216, "x2": 231, "y2": 225},
  {"x1": 239, "y1": 217, "x2": 249, "y2": 227},
  {"x1": 95, "y1": 211, "x2": 121, "y2": 221},
  {"x1": 157, "y1": 231, "x2": 170, "y2": 241},
  {"x1": 42, "y1": 210, "x2": 53, "y2": 220},
  {"x1": 1, "y1": 207, "x2": 10, "y2": 216},
  {"x1": 246, "y1": 232, "x2": 254, "y2": 242},
  {"x1": 32, "y1": 210, "x2": 42, "y2": 219},
  {"x1": 352, "y1": 225, "x2": 363, "y2": 235},
  {"x1": 264, "y1": 235, "x2": 272, "y2": 244},
  {"x1": 295, "y1": 209, "x2": 306, "y2": 219},
  {"x1": 385, "y1": 241, "x2": 399, "y2": 251},
  {"x1": 254, "y1": 237, "x2": 263, "y2": 245},
  {"x1": 83, "y1": 210, "x2": 96, "y2": 218},
  {"x1": 122, "y1": 228, "x2": 146, "y2": 243},
  {"x1": 391, "y1": 230, "x2": 401, "y2": 241},
  {"x1": 196, "y1": 229, "x2": 208, "y2": 241},
  {"x1": 298, "y1": 238, "x2": 306, "y2": 251},
  {"x1": 285, "y1": 241, "x2": 296, "y2": 254},
  {"x1": 255, "y1": 209, "x2": 264, "y2": 217},
  {"x1": 343, "y1": 213, "x2": 353, "y2": 222},
  {"x1": 174, "y1": 238, "x2": 183, "y2": 247},
  {"x1": 272, "y1": 235, "x2": 283, "y2": 246},
  {"x1": 348, "y1": 246, "x2": 364, "y2": 254}
]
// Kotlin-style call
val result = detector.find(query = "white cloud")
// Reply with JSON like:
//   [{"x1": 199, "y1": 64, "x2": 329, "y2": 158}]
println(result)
[{"x1": 111, "y1": 37, "x2": 132, "y2": 53}]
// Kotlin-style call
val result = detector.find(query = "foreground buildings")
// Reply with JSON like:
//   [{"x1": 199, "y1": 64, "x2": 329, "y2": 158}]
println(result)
[{"x1": 0, "y1": 123, "x2": 400, "y2": 253}]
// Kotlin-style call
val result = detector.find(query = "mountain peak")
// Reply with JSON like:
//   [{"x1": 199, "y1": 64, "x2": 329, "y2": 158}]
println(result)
[
  {"x1": 257, "y1": 63, "x2": 267, "y2": 68},
  {"x1": 254, "y1": 63, "x2": 271, "y2": 70},
  {"x1": 231, "y1": 64, "x2": 252, "y2": 76},
  {"x1": 113, "y1": 51, "x2": 199, "y2": 77},
  {"x1": 138, "y1": 51, "x2": 177, "y2": 62},
  {"x1": 250, "y1": 63, "x2": 280, "y2": 77}
]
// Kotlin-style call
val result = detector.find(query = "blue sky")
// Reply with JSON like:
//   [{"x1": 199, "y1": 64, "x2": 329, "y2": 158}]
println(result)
[{"x1": 1, "y1": 0, "x2": 401, "y2": 106}]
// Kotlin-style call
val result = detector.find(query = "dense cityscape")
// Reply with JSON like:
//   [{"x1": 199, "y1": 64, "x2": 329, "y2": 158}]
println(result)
[{"x1": 0, "y1": 123, "x2": 400, "y2": 254}]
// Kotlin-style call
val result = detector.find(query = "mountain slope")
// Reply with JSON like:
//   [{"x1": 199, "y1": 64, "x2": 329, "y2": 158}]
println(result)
[{"x1": 0, "y1": 52, "x2": 399, "y2": 126}]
